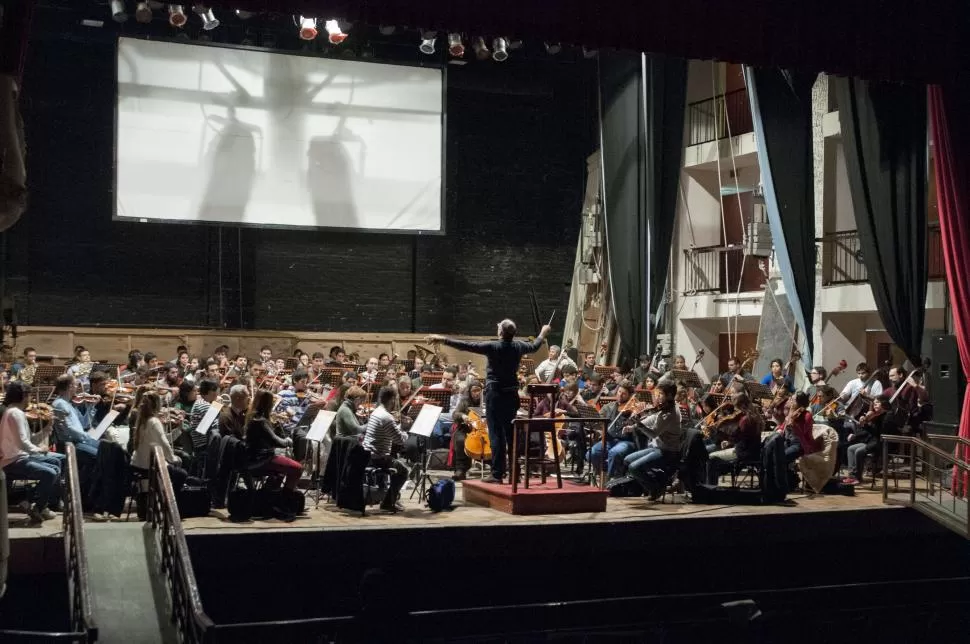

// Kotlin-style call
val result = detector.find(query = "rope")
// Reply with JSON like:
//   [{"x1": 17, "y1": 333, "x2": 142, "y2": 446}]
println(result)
[{"x1": 711, "y1": 61, "x2": 735, "y2": 357}]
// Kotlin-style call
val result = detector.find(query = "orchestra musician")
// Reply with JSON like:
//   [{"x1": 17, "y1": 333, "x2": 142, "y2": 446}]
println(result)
[
  {"x1": 50, "y1": 374, "x2": 100, "y2": 463},
  {"x1": 779, "y1": 392, "x2": 819, "y2": 464},
  {"x1": 246, "y1": 390, "x2": 301, "y2": 493},
  {"x1": 837, "y1": 362, "x2": 883, "y2": 406},
  {"x1": 360, "y1": 356, "x2": 380, "y2": 384},
  {"x1": 806, "y1": 366, "x2": 837, "y2": 416},
  {"x1": 589, "y1": 382, "x2": 638, "y2": 478},
  {"x1": 1, "y1": 381, "x2": 62, "y2": 523},
  {"x1": 176, "y1": 351, "x2": 191, "y2": 378},
  {"x1": 883, "y1": 365, "x2": 929, "y2": 431},
  {"x1": 581, "y1": 352, "x2": 597, "y2": 382},
  {"x1": 361, "y1": 387, "x2": 411, "y2": 512},
  {"x1": 130, "y1": 391, "x2": 187, "y2": 494},
  {"x1": 706, "y1": 393, "x2": 763, "y2": 483},
  {"x1": 88, "y1": 370, "x2": 130, "y2": 428},
  {"x1": 630, "y1": 355, "x2": 653, "y2": 386},
  {"x1": 335, "y1": 385, "x2": 369, "y2": 437},
  {"x1": 449, "y1": 379, "x2": 484, "y2": 481},
  {"x1": 534, "y1": 344, "x2": 576, "y2": 382},
  {"x1": 120, "y1": 350, "x2": 144, "y2": 383},
  {"x1": 581, "y1": 374, "x2": 605, "y2": 405},
  {"x1": 218, "y1": 384, "x2": 250, "y2": 440},
  {"x1": 760, "y1": 358, "x2": 794, "y2": 394},
  {"x1": 624, "y1": 382, "x2": 684, "y2": 498},
  {"x1": 14, "y1": 346, "x2": 38, "y2": 385},
  {"x1": 843, "y1": 394, "x2": 894, "y2": 485},
  {"x1": 67, "y1": 348, "x2": 95, "y2": 391},
  {"x1": 535, "y1": 380, "x2": 589, "y2": 478},
  {"x1": 719, "y1": 356, "x2": 752, "y2": 391},
  {"x1": 426, "y1": 319, "x2": 551, "y2": 484}
]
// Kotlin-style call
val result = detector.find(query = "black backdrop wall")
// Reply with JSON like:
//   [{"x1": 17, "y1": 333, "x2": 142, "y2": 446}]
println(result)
[{"x1": 4, "y1": 39, "x2": 591, "y2": 335}]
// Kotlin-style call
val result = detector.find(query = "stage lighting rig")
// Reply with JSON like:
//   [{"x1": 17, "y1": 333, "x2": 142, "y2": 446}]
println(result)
[
  {"x1": 325, "y1": 19, "x2": 348, "y2": 44},
  {"x1": 110, "y1": 0, "x2": 128, "y2": 23},
  {"x1": 167, "y1": 4, "x2": 187, "y2": 27},
  {"x1": 419, "y1": 29, "x2": 437, "y2": 55},
  {"x1": 299, "y1": 17, "x2": 318, "y2": 41},
  {"x1": 492, "y1": 37, "x2": 509, "y2": 62},
  {"x1": 192, "y1": 4, "x2": 219, "y2": 31},
  {"x1": 448, "y1": 33, "x2": 465, "y2": 58}
]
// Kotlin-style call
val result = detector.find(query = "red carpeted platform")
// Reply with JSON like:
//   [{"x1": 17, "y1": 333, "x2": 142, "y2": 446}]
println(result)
[{"x1": 462, "y1": 479, "x2": 609, "y2": 515}]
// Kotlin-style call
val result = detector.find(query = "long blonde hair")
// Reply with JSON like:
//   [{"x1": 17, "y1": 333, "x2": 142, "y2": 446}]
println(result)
[{"x1": 132, "y1": 391, "x2": 161, "y2": 448}]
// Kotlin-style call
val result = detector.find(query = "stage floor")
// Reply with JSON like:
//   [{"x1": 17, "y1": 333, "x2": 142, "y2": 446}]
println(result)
[{"x1": 5, "y1": 474, "x2": 914, "y2": 540}]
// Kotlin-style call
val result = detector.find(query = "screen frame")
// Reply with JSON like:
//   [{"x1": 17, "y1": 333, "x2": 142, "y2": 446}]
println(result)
[{"x1": 112, "y1": 36, "x2": 447, "y2": 236}]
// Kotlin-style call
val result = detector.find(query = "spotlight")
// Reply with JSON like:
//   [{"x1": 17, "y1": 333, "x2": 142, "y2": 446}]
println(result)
[
  {"x1": 134, "y1": 1, "x2": 153, "y2": 23},
  {"x1": 235, "y1": 10, "x2": 256, "y2": 19},
  {"x1": 419, "y1": 29, "x2": 437, "y2": 55},
  {"x1": 447, "y1": 33, "x2": 465, "y2": 58},
  {"x1": 472, "y1": 36, "x2": 490, "y2": 61},
  {"x1": 299, "y1": 16, "x2": 318, "y2": 41},
  {"x1": 110, "y1": 0, "x2": 128, "y2": 23},
  {"x1": 378, "y1": 25, "x2": 396, "y2": 36},
  {"x1": 167, "y1": 4, "x2": 186, "y2": 27},
  {"x1": 492, "y1": 37, "x2": 509, "y2": 62},
  {"x1": 191, "y1": 5, "x2": 218, "y2": 31},
  {"x1": 545, "y1": 42, "x2": 562, "y2": 55},
  {"x1": 325, "y1": 19, "x2": 348, "y2": 45}
]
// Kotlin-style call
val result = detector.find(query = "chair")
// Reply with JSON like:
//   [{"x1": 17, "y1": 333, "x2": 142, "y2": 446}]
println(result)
[
  {"x1": 865, "y1": 449, "x2": 899, "y2": 491},
  {"x1": 126, "y1": 467, "x2": 151, "y2": 521},
  {"x1": 731, "y1": 460, "x2": 764, "y2": 489}
]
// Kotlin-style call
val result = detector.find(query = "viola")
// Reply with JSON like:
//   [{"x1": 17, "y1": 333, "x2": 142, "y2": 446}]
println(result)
[{"x1": 26, "y1": 402, "x2": 55, "y2": 423}]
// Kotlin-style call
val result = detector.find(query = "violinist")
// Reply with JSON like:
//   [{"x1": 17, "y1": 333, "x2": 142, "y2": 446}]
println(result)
[
  {"x1": 217, "y1": 384, "x2": 249, "y2": 440},
  {"x1": 259, "y1": 346, "x2": 277, "y2": 376},
  {"x1": 378, "y1": 353, "x2": 392, "y2": 369},
  {"x1": 624, "y1": 382, "x2": 684, "y2": 497},
  {"x1": 335, "y1": 385, "x2": 369, "y2": 438},
  {"x1": 325, "y1": 345, "x2": 345, "y2": 366},
  {"x1": 707, "y1": 393, "x2": 763, "y2": 482},
  {"x1": 540, "y1": 380, "x2": 590, "y2": 478},
  {"x1": 807, "y1": 366, "x2": 837, "y2": 416},
  {"x1": 177, "y1": 351, "x2": 191, "y2": 378},
  {"x1": 277, "y1": 370, "x2": 312, "y2": 437},
  {"x1": 120, "y1": 350, "x2": 145, "y2": 383},
  {"x1": 68, "y1": 349, "x2": 95, "y2": 391},
  {"x1": 213, "y1": 346, "x2": 230, "y2": 369},
  {"x1": 326, "y1": 370, "x2": 358, "y2": 403},
  {"x1": 183, "y1": 378, "x2": 220, "y2": 456},
  {"x1": 589, "y1": 382, "x2": 639, "y2": 478},
  {"x1": 397, "y1": 376, "x2": 415, "y2": 408},
  {"x1": 449, "y1": 380, "x2": 484, "y2": 481},
  {"x1": 361, "y1": 387, "x2": 410, "y2": 512},
  {"x1": 204, "y1": 359, "x2": 221, "y2": 380},
  {"x1": 359, "y1": 356, "x2": 380, "y2": 384},
  {"x1": 844, "y1": 394, "x2": 894, "y2": 485},
  {"x1": 89, "y1": 371, "x2": 130, "y2": 428},
  {"x1": 779, "y1": 392, "x2": 819, "y2": 464},
  {"x1": 246, "y1": 390, "x2": 302, "y2": 492},
  {"x1": 1, "y1": 381, "x2": 63, "y2": 523},
  {"x1": 298, "y1": 352, "x2": 311, "y2": 369},
  {"x1": 50, "y1": 374, "x2": 100, "y2": 463}
]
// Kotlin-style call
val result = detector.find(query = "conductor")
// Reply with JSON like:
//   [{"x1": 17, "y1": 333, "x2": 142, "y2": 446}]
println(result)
[{"x1": 427, "y1": 320, "x2": 551, "y2": 483}]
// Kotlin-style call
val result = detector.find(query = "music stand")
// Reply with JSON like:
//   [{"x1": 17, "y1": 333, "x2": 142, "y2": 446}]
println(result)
[
  {"x1": 285, "y1": 357, "x2": 299, "y2": 370},
  {"x1": 594, "y1": 365, "x2": 617, "y2": 376},
  {"x1": 670, "y1": 370, "x2": 703, "y2": 389},
  {"x1": 420, "y1": 371, "x2": 444, "y2": 387},
  {"x1": 33, "y1": 365, "x2": 66, "y2": 386},
  {"x1": 745, "y1": 382, "x2": 774, "y2": 405},
  {"x1": 520, "y1": 358, "x2": 535, "y2": 374},
  {"x1": 416, "y1": 387, "x2": 452, "y2": 408},
  {"x1": 406, "y1": 403, "x2": 442, "y2": 501}
]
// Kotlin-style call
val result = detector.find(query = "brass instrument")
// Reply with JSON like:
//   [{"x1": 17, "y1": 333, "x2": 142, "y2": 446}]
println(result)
[
  {"x1": 18, "y1": 362, "x2": 37, "y2": 386},
  {"x1": 73, "y1": 361, "x2": 94, "y2": 380},
  {"x1": 415, "y1": 343, "x2": 448, "y2": 369}
]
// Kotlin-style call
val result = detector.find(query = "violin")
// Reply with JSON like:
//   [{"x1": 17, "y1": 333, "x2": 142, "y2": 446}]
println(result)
[
  {"x1": 859, "y1": 406, "x2": 886, "y2": 426},
  {"x1": 26, "y1": 402, "x2": 55, "y2": 423},
  {"x1": 72, "y1": 393, "x2": 103, "y2": 405}
]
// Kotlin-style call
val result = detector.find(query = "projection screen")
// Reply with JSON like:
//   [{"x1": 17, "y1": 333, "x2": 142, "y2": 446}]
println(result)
[{"x1": 115, "y1": 38, "x2": 444, "y2": 232}]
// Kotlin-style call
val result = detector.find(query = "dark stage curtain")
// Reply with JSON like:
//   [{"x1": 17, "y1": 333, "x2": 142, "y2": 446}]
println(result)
[
  {"x1": 744, "y1": 67, "x2": 817, "y2": 364},
  {"x1": 598, "y1": 51, "x2": 686, "y2": 364},
  {"x1": 835, "y1": 78, "x2": 928, "y2": 362},
  {"x1": 929, "y1": 84, "x2": 970, "y2": 496}
]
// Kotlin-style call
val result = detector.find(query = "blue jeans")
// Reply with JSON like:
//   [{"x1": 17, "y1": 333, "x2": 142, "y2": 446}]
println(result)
[
  {"x1": 589, "y1": 439, "x2": 637, "y2": 477},
  {"x1": 625, "y1": 447, "x2": 663, "y2": 484},
  {"x1": 4, "y1": 455, "x2": 63, "y2": 511},
  {"x1": 847, "y1": 442, "x2": 870, "y2": 478}
]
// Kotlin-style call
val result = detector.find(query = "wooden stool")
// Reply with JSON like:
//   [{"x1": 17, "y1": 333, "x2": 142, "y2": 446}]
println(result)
[{"x1": 510, "y1": 384, "x2": 563, "y2": 492}]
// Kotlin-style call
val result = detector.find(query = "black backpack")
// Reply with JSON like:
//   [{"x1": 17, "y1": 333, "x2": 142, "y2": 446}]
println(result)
[{"x1": 606, "y1": 475, "x2": 643, "y2": 497}]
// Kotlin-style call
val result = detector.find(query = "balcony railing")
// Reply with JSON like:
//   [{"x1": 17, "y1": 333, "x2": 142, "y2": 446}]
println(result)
[
  {"x1": 686, "y1": 88, "x2": 753, "y2": 147},
  {"x1": 821, "y1": 225, "x2": 945, "y2": 286},
  {"x1": 684, "y1": 246, "x2": 767, "y2": 295}
]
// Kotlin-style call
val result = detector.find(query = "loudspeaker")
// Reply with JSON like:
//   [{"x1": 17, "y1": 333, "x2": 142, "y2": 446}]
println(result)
[{"x1": 922, "y1": 334, "x2": 966, "y2": 426}]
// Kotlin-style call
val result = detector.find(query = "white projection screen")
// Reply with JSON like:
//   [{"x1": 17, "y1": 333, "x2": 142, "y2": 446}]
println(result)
[{"x1": 115, "y1": 38, "x2": 444, "y2": 232}]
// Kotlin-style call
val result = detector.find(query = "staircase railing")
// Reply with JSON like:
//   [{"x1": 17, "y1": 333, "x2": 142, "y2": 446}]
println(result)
[
  {"x1": 881, "y1": 434, "x2": 970, "y2": 538},
  {"x1": 63, "y1": 445, "x2": 98, "y2": 641},
  {"x1": 147, "y1": 446, "x2": 214, "y2": 643}
]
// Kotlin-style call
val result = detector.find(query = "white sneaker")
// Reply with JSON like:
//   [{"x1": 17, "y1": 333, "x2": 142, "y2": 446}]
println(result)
[{"x1": 39, "y1": 507, "x2": 58, "y2": 521}]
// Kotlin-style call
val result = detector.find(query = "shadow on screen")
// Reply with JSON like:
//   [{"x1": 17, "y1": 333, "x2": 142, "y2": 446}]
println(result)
[
  {"x1": 198, "y1": 106, "x2": 259, "y2": 223},
  {"x1": 307, "y1": 114, "x2": 361, "y2": 229}
]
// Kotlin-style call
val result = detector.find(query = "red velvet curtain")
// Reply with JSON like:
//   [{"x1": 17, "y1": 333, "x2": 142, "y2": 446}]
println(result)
[{"x1": 928, "y1": 84, "x2": 970, "y2": 496}]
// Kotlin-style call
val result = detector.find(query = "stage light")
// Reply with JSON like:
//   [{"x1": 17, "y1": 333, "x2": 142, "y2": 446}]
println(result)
[
  {"x1": 472, "y1": 36, "x2": 490, "y2": 61},
  {"x1": 134, "y1": 2, "x2": 153, "y2": 23},
  {"x1": 167, "y1": 4, "x2": 187, "y2": 27},
  {"x1": 545, "y1": 42, "x2": 562, "y2": 55},
  {"x1": 419, "y1": 30, "x2": 437, "y2": 55},
  {"x1": 492, "y1": 37, "x2": 509, "y2": 62},
  {"x1": 447, "y1": 33, "x2": 465, "y2": 58},
  {"x1": 325, "y1": 19, "x2": 348, "y2": 44},
  {"x1": 235, "y1": 10, "x2": 256, "y2": 19},
  {"x1": 192, "y1": 5, "x2": 218, "y2": 31},
  {"x1": 110, "y1": 0, "x2": 128, "y2": 23},
  {"x1": 299, "y1": 16, "x2": 318, "y2": 41}
]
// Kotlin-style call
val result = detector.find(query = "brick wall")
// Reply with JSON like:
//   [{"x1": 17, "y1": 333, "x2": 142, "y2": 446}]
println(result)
[{"x1": 9, "y1": 39, "x2": 591, "y2": 336}]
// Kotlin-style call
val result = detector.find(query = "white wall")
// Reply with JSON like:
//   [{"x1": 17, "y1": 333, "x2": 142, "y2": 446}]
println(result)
[
  {"x1": 832, "y1": 141, "x2": 856, "y2": 232},
  {"x1": 820, "y1": 313, "x2": 867, "y2": 391}
]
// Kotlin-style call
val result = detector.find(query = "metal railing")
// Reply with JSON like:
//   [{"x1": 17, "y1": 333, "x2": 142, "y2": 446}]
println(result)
[
  {"x1": 147, "y1": 446, "x2": 214, "y2": 643},
  {"x1": 0, "y1": 445, "x2": 98, "y2": 642},
  {"x1": 63, "y1": 445, "x2": 98, "y2": 641},
  {"x1": 822, "y1": 225, "x2": 945, "y2": 286},
  {"x1": 881, "y1": 434, "x2": 970, "y2": 538},
  {"x1": 686, "y1": 88, "x2": 753, "y2": 146},
  {"x1": 683, "y1": 246, "x2": 758, "y2": 294}
]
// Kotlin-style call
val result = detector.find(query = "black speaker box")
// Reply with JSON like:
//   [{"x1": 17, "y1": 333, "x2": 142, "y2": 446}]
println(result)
[{"x1": 922, "y1": 334, "x2": 966, "y2": 426}]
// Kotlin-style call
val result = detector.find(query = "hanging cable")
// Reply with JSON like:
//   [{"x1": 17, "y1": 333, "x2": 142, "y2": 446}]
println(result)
[
  {"x1": 711, "y1": 61, "x2": 735, "y2": 357},
  {"x1": 724, "y1": 68, "x2": 751, "y2": 355}
]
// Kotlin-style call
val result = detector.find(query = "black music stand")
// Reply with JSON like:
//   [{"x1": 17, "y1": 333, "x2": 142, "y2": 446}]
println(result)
[
  {"x1": 745, "y1": 382, "x2": 774, "y2": 406},
  {"x1": 594, "y1": 365, "x2": 618, "y2": 377},
  {"x1": 420, "y1": 371, "x2": 444, "y2": 387},
  {"x1": 32, "y1": 364, "x2": 66, "y2": 386},
  {"x1": 670, "y1": 370, "x2": 704, "y2": 389}
]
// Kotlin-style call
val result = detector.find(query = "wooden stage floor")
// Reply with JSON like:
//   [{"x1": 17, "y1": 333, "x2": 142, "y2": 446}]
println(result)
[{"x1": 6, "y1": 475, "x2": 915, "y2": 540}]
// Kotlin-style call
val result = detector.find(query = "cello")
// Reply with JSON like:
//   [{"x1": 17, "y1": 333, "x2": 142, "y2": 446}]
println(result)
[{"x1": 463, "y1": 410, "x2": 492, "y2": 461}]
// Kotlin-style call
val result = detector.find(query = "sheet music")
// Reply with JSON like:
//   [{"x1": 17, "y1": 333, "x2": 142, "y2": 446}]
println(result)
[
  {"x1": 307, "y1": 410, "x2": 337, "y2": 443},
  {"x1": 195, "y1": 401, "x2": 224, "y2": 434},
  {"x1": 409, "y1": 404, "x2": 442, "y2": 438},
  {"x1": 88, "y1": 410, "x2": 120, "y2": 441}
]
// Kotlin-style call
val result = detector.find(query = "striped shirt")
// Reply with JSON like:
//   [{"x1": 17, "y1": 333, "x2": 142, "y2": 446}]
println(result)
[
  {"x1": 361, "y1": 406, "x2": 408, "y2": 457},
  {"x1": 185, "y1": 398, "x2": 211, "y2": 451}
]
